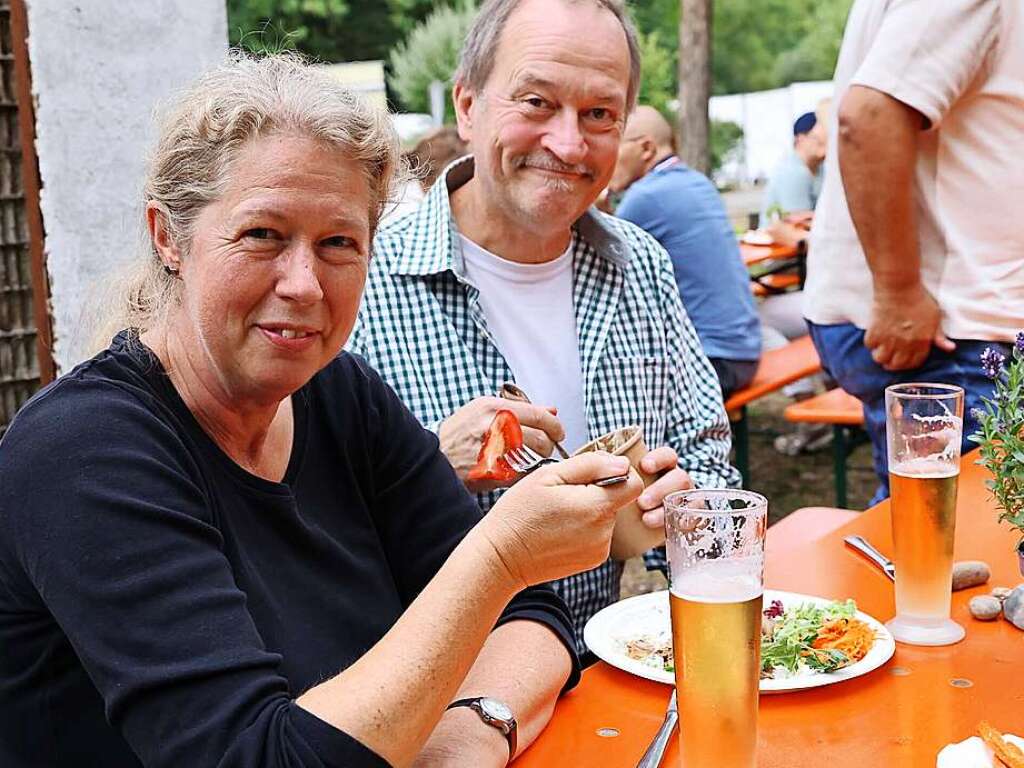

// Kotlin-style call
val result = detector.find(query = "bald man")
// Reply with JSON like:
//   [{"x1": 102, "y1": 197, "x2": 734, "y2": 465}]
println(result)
[{"x1": 610, "y1": 106, "x2": 761, "y2": 397}]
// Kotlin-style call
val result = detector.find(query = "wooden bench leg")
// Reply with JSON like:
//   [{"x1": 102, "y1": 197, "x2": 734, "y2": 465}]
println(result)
[
  {"x1": 734, "y1": 406, "x2": 750, "y2": 488},
  {"x1": 833, "y1": 425, "x2": 848, "y2": 508}
]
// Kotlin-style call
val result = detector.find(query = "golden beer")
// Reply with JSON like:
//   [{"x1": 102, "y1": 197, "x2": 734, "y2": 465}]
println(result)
[
  {"x1": 889, "y1": 460, "x2": 959, "y2": 619},
  {"x1": 670, "y1": 583, "x2": 762, "y2": 768}
]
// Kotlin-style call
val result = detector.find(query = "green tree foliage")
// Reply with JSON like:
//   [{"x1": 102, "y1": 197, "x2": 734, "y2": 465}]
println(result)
[
  {"x1": 630, "y1": 0, "x2": 679, "y2": 41},
  {"x1": 387, "y1": 2, "x2": 477, "y2": 121},
  {"x1": 628, "y1": 0, "x2": 852, "y2": 95},
  {"x1": 711, "y1": 0, "x2": 815, "y2": 93},
  {"x1": 387, "y1": 0, "x2": 444, "y2": 36},
  {"x1": 709, "y1": 119, "x2": 743, "y2": 176},
  {"x1": 227, "y1": 0, "x2": 437, "y2": 64},
  {"x1": 773, "y1": 0, "x2": 854, "y2": 85},
  {"x1": 226, "y1": 0, "x2": 351, "y2": 59},
  {"x1": 636, "y1": 30, "x2": 676, "y2": 116}
]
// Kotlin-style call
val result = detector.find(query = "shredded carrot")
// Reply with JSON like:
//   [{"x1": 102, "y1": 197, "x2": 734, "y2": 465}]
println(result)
[{"x1": 809, "y1": 618, "x2": 876, "y2": 667}]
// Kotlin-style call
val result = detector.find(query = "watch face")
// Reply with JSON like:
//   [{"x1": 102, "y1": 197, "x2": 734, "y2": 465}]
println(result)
[{"x1": 479, "y1": 697, "x2": 514, "y2": 723}]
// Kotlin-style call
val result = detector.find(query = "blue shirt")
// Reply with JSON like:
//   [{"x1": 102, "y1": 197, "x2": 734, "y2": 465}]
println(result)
[
  {"x1": 760, "y1": 150, "x2": 823, "y2": 220},
  {"x1": 616, "y1": 158, "x2": 761, "y2": 362}
]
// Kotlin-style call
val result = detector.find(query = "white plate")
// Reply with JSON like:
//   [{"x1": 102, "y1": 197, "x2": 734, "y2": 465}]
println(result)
[
  {"x1": 583, "y1": 589, "x2": 896, "y2": 694},
  {"x1": 740, "y1": 229, "x2": 774, "y2": 246}
]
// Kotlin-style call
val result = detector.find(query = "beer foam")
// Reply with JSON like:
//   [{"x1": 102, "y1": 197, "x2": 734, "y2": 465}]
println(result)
[
  {"x1": 671, "y1": 556, "x2": 763, "y2": 603},
  {"x1": 890, "y1": 456, "x2": 959, "y2": 479}
]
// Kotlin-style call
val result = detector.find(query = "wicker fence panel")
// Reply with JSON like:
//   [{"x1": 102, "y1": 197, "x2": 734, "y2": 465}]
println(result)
[{"x1": 0, "y1": 0, "x2": 39, "y2": 437}]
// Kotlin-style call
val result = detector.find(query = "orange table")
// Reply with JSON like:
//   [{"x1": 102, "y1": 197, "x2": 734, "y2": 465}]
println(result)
[
  {"x1": 518, "y1": 456, "x2": 1024, "y2": 767},
  {"x1": 741, "y1": 242, "x2": 799, "y2": 267}
]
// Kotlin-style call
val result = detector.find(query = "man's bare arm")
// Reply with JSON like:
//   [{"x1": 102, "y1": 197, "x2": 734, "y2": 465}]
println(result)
[{"x1": 837, "y1": 85, "x2": 955, "y2": 371}]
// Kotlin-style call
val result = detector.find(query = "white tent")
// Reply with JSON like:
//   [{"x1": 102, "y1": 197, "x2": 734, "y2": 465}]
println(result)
[{"x1": 710, "y1": 80, "x2": 834, "y2": 186}]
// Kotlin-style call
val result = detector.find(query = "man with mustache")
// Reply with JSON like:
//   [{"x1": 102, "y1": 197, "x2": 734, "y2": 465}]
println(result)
[{"x1": 349, "y1": 0, "x2": 736, "y2": 660}]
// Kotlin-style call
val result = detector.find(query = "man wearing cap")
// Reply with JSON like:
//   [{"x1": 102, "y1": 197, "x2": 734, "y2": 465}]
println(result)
[{"x1": 760, "y1": 111, "x2": 827, "y2": 223}]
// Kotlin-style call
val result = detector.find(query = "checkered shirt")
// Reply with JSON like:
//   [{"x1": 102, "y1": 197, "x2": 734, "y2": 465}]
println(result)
[{"x1": 348, "y1": 158, "x2": 740, "y2": 651}]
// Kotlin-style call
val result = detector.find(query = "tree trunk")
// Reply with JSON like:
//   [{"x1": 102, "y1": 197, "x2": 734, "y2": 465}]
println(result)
[{"x1": 678, "y1": 0, "x2": 711, "y2": 175}]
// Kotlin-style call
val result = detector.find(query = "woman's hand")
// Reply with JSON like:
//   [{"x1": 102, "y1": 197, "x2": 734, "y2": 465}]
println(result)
[{"x1": 477, "y1": 452, "x2": 644, "y2": 589}]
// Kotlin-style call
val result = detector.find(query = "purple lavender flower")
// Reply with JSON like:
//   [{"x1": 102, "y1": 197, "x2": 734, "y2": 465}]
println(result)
[
  {"x1": 981, "y1": 347, "x2": 1005, "y2": 379},
  {"x1": 971, "y1": 407, "x2": 985, "y2": 422},
  {"x1": 1016, "y1": 331, "x2": 1024, "y2": 356}
]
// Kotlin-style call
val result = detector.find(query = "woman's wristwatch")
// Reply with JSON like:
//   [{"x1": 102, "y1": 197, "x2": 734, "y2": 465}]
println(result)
[{"x1": 446, "y1": 696, "x2": 518, "y2": 762}]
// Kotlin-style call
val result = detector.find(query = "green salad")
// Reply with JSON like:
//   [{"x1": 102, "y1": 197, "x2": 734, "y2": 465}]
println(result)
[
  {"x1": 621, "y1": 598, "x2": 872, "y2": 681},
  {"x1": 760, "y1": 598, "x2": 859, "y2": 677}
]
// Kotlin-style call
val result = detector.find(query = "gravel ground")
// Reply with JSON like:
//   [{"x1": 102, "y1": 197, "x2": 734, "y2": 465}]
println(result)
[{"x1": 620, "y1": 390, "x2": 877, "y2": 598}]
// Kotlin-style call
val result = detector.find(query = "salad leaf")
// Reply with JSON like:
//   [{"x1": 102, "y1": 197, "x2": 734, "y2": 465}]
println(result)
[{"x1": 761, "y1": 599, "x2": 858, "y2": 675}]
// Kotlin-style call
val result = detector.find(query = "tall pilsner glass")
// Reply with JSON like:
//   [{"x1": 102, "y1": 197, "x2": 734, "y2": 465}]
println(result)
[
  {"x1": 885, "y1": 383, "x2": 965, "y2": 646},
  {"x1": 665, "y1": 489, "x2": 767, "y2": 768}
]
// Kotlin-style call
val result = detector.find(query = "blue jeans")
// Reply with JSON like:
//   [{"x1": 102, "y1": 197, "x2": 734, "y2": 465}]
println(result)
[{"x1": 807, "y1": 321, "x2": 1008, "y2": 505}]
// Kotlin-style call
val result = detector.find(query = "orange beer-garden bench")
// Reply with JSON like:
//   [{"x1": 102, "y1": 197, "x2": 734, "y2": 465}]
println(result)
[
  {"x1": 742, "y1": 238, "x2": 807, "y2": 295},
  {"x1": 784, "y1": 387, "x2": 866, "y2": 507},
  {"x1": 723, "y1": 334, "x2": 821, "y2": 487},
  {"x1": 752, "y1": 273, "x2": 801, "y2": 297}
]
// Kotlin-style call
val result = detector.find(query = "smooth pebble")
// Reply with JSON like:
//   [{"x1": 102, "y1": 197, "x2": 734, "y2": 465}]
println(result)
[
  {"x1": 951, "y1": 561, "x2": 991, "y2": 591},
  {"x1": 1003, "y1": 585, "x2": 1024, "y2": 630},
  {"x1": 969, "y1": 595, "x2": 1002, "y2": 621}
]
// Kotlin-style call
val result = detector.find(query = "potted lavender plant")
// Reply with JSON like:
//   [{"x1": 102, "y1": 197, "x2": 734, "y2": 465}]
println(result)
[{"x1": 971, "y1": 336, "x2": 1024, "y2": 576}]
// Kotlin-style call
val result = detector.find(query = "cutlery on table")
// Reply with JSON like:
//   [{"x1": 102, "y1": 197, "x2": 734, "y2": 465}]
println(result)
[
  {"x1": 499, "y1": 382, "x2": 571, "y2": 459},
  {"x1": 844, "y1": 535, "x2": 896, "y2": 582},
  {"x1": 503, "y1": 444, "x2": 630, "y2": 487},
  {"x1": 636, "y1": 690, "x2": 678, "y2": 768}
]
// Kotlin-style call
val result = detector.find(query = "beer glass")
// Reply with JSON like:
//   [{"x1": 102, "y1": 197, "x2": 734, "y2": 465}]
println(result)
[
  {"x1": 885, "y1": 383, "x2": 965, "y2": 646},
  {"x1": 664, "y1": 489, "x2": 766, "y2": 768}
]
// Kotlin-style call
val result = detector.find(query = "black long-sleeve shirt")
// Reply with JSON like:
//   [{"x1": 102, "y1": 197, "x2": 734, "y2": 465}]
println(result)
[{"x1": 0, "y1": 332, "x2": 579, "y2": 767}]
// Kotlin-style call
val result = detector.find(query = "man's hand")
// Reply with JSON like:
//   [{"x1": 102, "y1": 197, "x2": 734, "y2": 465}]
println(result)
[
  {"x1": 439, "y1": 396, "x2": 565, "y2": 492},
  {"x1": 865, "y1": 284, "x2": 955, "y2": 371},
  {"x1": 765, "y1": 219, "x2": 809, "y2": 249},
  {"x1": 635, "y1": 446, "x2": 693, "y2": 531},
  {"x1": 837, "y1": 86, "x2": 955, "y2": 372}
]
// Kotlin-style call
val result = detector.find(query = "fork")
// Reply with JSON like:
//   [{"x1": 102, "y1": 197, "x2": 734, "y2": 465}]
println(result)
[
  {"x1": 504, "y1": 444, "x2": 631, "y2": 487},
  {"x1": 636, "y1": 690, "x2": 678, "y2": 768},
  {"x1": 498, "y1": 382, "x2": 571, "y2": 459}
]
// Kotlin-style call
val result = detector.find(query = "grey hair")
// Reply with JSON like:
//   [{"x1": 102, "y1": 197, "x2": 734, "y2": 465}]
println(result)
[
  {"x1": 99, "y1": 49, "x2": 400, "y2": 344},
  {"x1": 455, "y1": 0, "x2": 641, "y2": 112}
]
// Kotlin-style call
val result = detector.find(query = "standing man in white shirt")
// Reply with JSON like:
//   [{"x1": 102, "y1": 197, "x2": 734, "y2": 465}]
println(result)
[{"x1": 804, "y1": 0, "x2": 1023, "y2": 502}]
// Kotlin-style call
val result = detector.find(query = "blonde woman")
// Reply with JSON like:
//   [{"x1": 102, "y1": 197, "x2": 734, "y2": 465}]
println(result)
[{"x1": 0, "y1": 53, "x2": 641, "y2": 768}]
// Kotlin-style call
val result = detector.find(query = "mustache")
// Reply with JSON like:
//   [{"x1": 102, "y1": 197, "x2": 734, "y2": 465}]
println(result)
[{"x1": 514, "y1": 152, "x2": 595, "y2": 180}]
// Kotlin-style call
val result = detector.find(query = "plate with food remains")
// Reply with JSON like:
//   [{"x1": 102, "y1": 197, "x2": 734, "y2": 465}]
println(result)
[
  {"x1": 740, "y1": 229, "x2": 775, "y2": 246},
  {"x1": 583, "y1": 589, "x2": 896, "y2": 693}
]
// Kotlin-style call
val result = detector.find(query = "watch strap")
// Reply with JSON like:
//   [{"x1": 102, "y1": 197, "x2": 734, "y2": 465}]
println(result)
[{"x1": 446, "y1": 696, "x2": 517, "y2": 763}]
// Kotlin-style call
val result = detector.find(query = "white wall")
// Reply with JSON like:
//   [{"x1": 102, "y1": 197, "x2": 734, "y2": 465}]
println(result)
[
  {"x1": 711, "y1": 80, "x2": 835, "y2": 186},
  {"x1": 26, "y1": 0, "x2": 227, "y2": 369}
]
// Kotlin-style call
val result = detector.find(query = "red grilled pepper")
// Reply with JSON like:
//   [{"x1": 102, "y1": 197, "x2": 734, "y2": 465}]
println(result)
[{"x1": 466, "y1": 410, "x2": 524, "y2": 483}]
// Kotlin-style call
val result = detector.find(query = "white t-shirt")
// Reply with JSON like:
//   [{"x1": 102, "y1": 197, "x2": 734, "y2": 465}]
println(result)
[
  {"x1": 804, "y1": 0, "x2": 1024, "y2": 341},
  {"x1": 459, "y1": 235, "x2": 590, "y2": 453}
]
